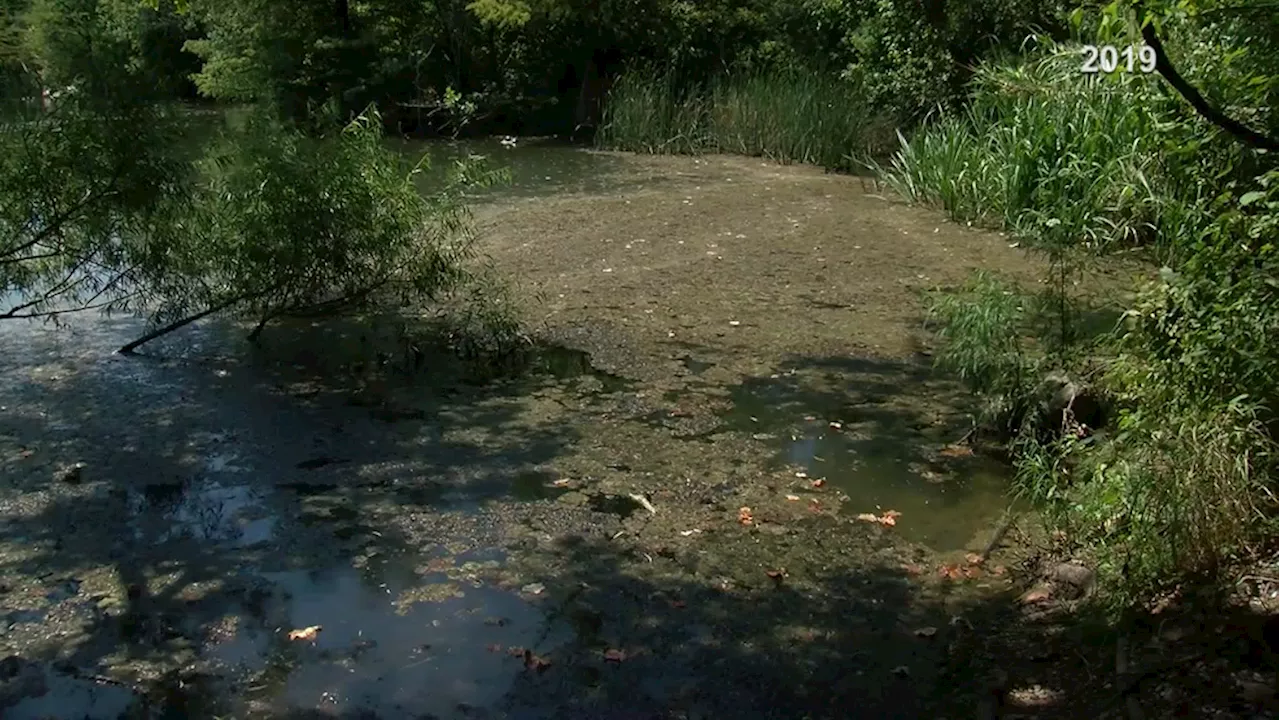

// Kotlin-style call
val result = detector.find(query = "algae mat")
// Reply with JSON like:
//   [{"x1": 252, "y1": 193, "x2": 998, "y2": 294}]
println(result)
[{"x1": 0, "y1": 149, "x2": 1071, "y2": 719}]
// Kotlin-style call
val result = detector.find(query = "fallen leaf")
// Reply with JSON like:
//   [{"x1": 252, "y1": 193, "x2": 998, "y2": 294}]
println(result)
[
  {"x1": 794, "y1": 471, "x2": 808, "y2": 478},
  {"x1": 938, "y1": 564, "x2": 963, "y2": 581},
  {"x1": 738, "y1": 507, "x2": 754, "y2": 525},
  {"x1": 913, "y1": 627, "x2": 938, "y2": 638},
  {"x1": 990, "y1": 565, "x2": 1007, "y2": 576},
  {"x1": 810, "y1": 478, "x2": 825, "y2": 488},
  {"x1": 603, "y1": 648, "x2": 627, "y2": 662},
  {"x1": 784, "y1": 494, "x2": 801, "y2": 501},
  {"x1": 828, "y1": 421, "x2": 842, "y2": 430},
  {"x1": 891, "y1": 665, "x2": 910, "y2": 677},
  {"x1": 678, "y1": 529, "x2": 702, "y2": 536},
  {"x1": 939, "y1": 444, "x2": 974, "y2": 458},
  {"x1": 728, "y1": 320, "x2": 741, "y2": 326},
  {"x1": 551, "y1": 478, "x2": 572, "y2": 487},
  {"x1": 1021, "y1": 588, "x2": 1052, "y2": 604},
  {"x1": 287, "y1": 625, "x2": 322, "y2": 641},
  {"x1": 857, "y1": 510, "x2": 899, "y2": 527},
  {"x1": 961, "y1": 565, "x2": 981, "y2": 579},
  {"x1": 523, "y1": 649, "x2": 552, "y2": 671},
  {"x1": 965, "y1": 552, "x2": 985, "y2": 566},
  {"x1": 807, "y1": 499, "x2": 822, "y2": 512},
  {"x1": 520, "y1": 583, "x2": 545, "y2": 595},
  {"x1": 486, "y1": 643, "x2": 503, "y2": 653},
  {"x1": 765, "y1": 568, "x2": 788, "y2": 580},
  {"x1": 901, "y1": 563, "x2": 924, "y2": 576}
]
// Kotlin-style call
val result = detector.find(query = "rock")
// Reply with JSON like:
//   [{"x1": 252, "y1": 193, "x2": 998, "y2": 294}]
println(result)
[
  {"x1": 0, "y1": 655, "x2": 48, "y2": 708},
  {"x1": 1048, "y1": 562, "x2": 1095, "y2": 598},
  {"x1": 55, "y1": 462, "x2": 86, "y2": 484}
]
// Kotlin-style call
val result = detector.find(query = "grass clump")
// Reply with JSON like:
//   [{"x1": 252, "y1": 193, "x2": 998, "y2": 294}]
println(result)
[{"x1": 597, "y1": 68, "x2": 875, "y2": 170}]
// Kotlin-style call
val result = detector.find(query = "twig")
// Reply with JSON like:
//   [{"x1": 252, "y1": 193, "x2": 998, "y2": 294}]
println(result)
[
  {"x1": 980, "y1": 507, "x2": 1018, "y2": 562},
  {"x1": 628, "y1": 493, "x2": 657, "y2": 515}
]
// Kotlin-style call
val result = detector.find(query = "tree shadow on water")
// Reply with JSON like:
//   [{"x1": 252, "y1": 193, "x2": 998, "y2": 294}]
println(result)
[{"x1": 0, "y1": 318, "x2": 1272, "y2": 719}]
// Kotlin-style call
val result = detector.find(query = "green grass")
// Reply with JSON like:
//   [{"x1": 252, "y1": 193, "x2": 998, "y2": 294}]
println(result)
[
  {"x1": 878, "y1": 47, "x2": 1184, "y2": 258},
  {"x1": 597, "y1": 69, "x2": 877, "y2": 170}
]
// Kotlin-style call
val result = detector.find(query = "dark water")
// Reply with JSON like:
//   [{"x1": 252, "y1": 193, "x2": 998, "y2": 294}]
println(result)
[
  {"x1": 0, "y1": 305, "x2": 596, "y2": 719},
  {"x1": 388, "y1": 136, "x2": 643, "y2": 201}
]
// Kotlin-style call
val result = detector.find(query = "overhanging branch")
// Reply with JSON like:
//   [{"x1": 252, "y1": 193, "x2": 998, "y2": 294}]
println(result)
[{"x1": 1140, "y1": 19, "x2": 1278, "y2": 153}]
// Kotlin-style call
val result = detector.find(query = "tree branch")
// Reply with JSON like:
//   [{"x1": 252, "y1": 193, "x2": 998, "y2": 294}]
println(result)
[
  {"x1": 1140, "y1": 20, "x2": 1278, "y2": 153},
  {"x1": 118, "y1": 292, "x2": 258, "y2": 355}
]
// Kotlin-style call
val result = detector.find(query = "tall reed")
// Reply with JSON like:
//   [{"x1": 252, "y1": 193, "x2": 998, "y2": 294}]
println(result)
[{"x1": 598, "y1": 69, "x2": 873, "y2": 170}]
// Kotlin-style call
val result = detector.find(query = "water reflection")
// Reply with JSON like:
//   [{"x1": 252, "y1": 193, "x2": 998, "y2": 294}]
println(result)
[
  {"x1": 210, "y1": 551, "x2": 567, "y2": 717},
  {"x1": 725, "y1": 373, "x2": 1012, "y2": 551}
]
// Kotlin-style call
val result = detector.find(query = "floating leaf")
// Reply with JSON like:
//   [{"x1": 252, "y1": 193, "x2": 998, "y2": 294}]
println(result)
[
  {"x1": 523, "y1": 649, "x2": 552, "y2": 671},
  {"x1": 287, "y1": 625, "x2": 322, "y2": 641},
  {"x1": 810, "y1": 478, "x2": 825, "y2": 488},
  {"x1": 603, "y1": 648, "x2": 627, "y2": 662}
]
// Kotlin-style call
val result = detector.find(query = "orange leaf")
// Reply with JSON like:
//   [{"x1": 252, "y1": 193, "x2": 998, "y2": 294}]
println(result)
[
  {"x1": 551, "y1": 478, "x2": 572, "y2": 487},
  {"x1": 939, "y1": 444, "x2": 973, "y2": 458},
  {"x1": 784, "y1": 494, "x2": 800, "y2": 501},
  {"x1": 937, "y1": 564, "x2": 963, "y2": 581},
  {"x1": 765, "y1": 568, "x2": 788, "y2": 580},
  {"x1": 810, "y1": 478, "x2": 826, "y2": 488},
  {"x1": 286, "y1": 625, "x2": 322, "y2": 641},
  {"x1": 901, "y1": 563, "x2": 924, "y2": 576},
  {"x1": 855, "y1": 513, "x2": 880, "y2": 523},
  {"x1": 990, "y1": 565, "x2": 1007, "y2": 576},
  {"x1": 965, "y1": 552, "x2": 984, "y2": 566},
  {"x1": 737, "y1": 506, "x2": 754, "y2": 525},
  {"x1": 603, "y1": 648, "x2": 626, "y2": 663}
]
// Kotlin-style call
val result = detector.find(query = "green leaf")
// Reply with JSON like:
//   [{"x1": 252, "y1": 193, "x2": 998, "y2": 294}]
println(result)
[{"x1": 1239, "y1": 191, "x2": 1264, "y2": 206}]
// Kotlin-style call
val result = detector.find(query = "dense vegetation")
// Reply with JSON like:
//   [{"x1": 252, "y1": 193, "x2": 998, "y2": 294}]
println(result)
[{"x1": 0, "y1": 0, "x2": 1276, "y2": 613}]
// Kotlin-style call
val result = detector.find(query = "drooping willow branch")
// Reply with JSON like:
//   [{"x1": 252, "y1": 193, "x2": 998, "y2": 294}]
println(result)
[{"x1": 1139, "y1": 16, "x2": 1278, "y2": 153}]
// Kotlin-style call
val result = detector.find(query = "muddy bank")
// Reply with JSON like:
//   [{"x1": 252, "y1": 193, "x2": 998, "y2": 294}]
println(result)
[{"x1": 1, "y1": 148, "x2": 1273, "y2": 719}]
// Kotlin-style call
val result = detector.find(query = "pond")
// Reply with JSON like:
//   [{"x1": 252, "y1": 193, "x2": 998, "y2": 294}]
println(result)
[{"x1": 0, "y1": 140, "x2": 1036, "y2": 718}]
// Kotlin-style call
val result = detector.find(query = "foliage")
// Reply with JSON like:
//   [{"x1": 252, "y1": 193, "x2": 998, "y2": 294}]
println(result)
[
  {"x1": 0, "y1": 0, "x2": 189, "y2": 318},
  {"x1": 895, "y1": 8, "x2": 1278, "y2": 606},
  {"x1": 130, "y1": 107, "x2": 504, "y2": 341}
]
